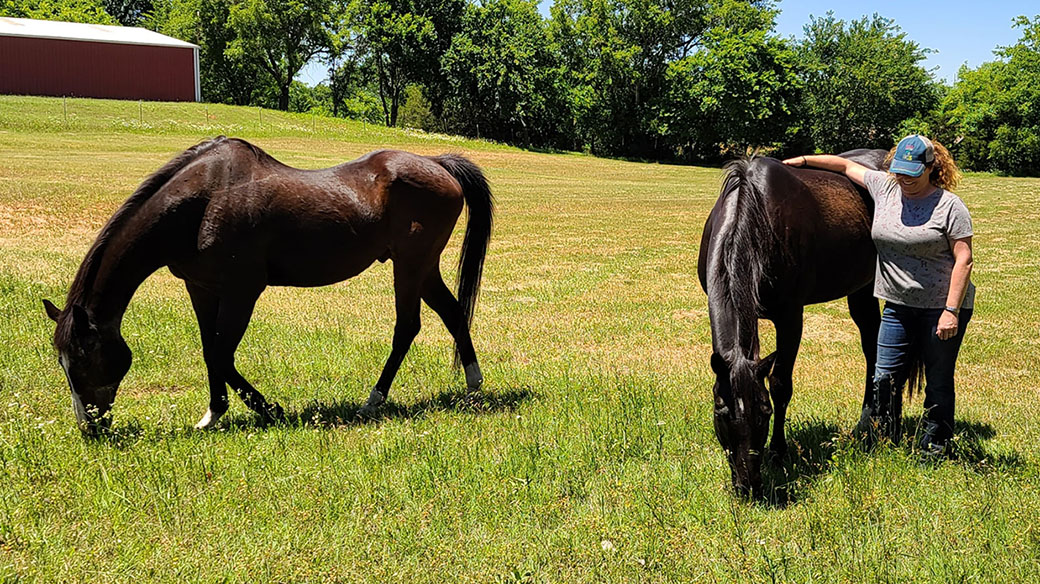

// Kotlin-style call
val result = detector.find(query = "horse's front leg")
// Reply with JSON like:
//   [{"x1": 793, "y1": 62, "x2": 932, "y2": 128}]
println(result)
[
  {"x1": 190, "y1": 284, "x2": 283, "y2": 427},
  {"x1": 215, "y1": 291, "x2": 284, "y2": 423},
  {"x1": 768, "y1": 310, "x2": 803, "y2": 460},
  {"x1": 186, "y1": 283, "x2": 229, "y2": 429}
]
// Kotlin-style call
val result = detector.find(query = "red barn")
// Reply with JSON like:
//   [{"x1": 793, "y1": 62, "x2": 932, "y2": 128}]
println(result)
[{"x1": 0, "y1": 17, "x2": 200, "y2": 102}]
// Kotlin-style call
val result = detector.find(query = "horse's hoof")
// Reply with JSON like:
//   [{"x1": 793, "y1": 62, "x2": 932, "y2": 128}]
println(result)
[
  {"x1": 464, "y1": 363, "x2": 483, "y2": 393},
  {"x1": 356, "y1": 388, "x2": 385, "y2": 419},
  {"x1": 194, "y1": 407, "x2": 225, "y2": 430}
]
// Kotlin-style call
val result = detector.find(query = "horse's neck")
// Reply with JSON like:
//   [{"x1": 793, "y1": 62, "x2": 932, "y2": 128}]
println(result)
[
  {"x1": 73, "y1": 220, "x2": 165, "y2": 329},
  {"x1": 707, "y1": 288, "x2": 760, "y2": 361}
]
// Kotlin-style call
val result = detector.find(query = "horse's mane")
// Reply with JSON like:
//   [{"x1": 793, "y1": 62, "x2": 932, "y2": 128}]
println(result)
[
  {"x1": 708, "y1": 156, "x2": 778, "y2": 359},
  {"x1": 62, "y1": 136, "x2": 229, "y2": 314}
]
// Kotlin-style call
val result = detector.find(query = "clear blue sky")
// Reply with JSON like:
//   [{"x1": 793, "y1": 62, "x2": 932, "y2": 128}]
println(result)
[
  {"x1": 296, "y1": 0, "x2": 1038, "y2": 86},
  {"x1": 773, "y1": 0, "x2": 1037, "y2": 82}
]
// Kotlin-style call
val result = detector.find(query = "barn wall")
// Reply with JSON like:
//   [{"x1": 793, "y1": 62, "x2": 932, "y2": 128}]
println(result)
[{"x1": 0, "y1": 36, "x2": 196, "y2": 101}]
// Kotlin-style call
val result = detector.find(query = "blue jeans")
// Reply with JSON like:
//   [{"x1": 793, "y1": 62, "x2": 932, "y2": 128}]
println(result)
[{"x1": 874, "y1": 302, "x2": 973, "y2": 444}]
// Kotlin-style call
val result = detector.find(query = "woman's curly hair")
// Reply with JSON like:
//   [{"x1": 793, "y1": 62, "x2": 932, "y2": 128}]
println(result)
[{"x1": 885, "y1": 137, "x2": 962, "y2": 191}]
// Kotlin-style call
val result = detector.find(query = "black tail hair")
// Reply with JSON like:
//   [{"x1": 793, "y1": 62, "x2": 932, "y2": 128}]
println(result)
[{"x1": 430, "y1": 154, "x2": 495, "y2": 361}]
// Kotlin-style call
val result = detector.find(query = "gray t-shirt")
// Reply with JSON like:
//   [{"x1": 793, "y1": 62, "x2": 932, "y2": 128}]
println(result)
[{"x1": 863, "y1": 170, "x2": 975, "y2": 309}]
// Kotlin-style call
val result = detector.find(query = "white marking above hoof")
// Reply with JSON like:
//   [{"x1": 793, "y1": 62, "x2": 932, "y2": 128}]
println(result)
[{"x1": 195, "y1": 408, "x2": 223, "y2": 429}]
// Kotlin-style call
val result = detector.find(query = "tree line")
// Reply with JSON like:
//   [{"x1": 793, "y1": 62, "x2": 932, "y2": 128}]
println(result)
[{"x1": 4, "y1": 0, "x2": 1040, "y2": 175}]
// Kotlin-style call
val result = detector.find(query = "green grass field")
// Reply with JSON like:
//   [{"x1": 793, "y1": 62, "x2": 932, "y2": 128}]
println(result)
[{"x1": 1, "y1": 96, "x2": 1038, "y2": 582}]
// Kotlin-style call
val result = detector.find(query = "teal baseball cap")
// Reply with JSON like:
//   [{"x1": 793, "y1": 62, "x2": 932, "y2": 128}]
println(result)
[{"x1": 890, "y1": 134, "x2": 935, "y2": 177}]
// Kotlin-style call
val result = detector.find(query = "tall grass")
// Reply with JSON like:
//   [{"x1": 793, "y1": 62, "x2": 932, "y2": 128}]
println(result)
[{"x1": 1, "y1": 96, "x2": 1038, "y2": 582}]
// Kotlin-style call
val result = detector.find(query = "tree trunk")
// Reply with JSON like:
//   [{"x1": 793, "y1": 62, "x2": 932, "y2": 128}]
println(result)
[
  {"x1": 279, "y1": 82, "x2": 290, "y2": 111},
  {"x1": 376, "y1": 59, "x2": 391, "y2": 126}
]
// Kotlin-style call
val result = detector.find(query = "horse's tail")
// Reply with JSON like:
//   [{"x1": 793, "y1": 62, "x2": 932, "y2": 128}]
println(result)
[
  {"x1": 905, "y1": 350, "x2": 925, "y2": 401},
  {"x1": 431, "y1": 154, "x2": 495, "y2": 333}
]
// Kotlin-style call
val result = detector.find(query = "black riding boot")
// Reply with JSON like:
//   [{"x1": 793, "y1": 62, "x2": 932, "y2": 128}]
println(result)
[
  {"x1": 856, "y1": 374, "x2": 901, "y2": 447},
  {"x1": 917, "y1": 414, "x2": 953, "y2": 460}
]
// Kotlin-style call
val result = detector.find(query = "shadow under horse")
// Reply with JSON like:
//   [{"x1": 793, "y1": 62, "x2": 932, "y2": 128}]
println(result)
[
  {"x1": 697, "y1": 149, "x2": 888, "y2": 498},
  {"x1": 43, "y1": 136, "x2": 494, "y2": 434}
]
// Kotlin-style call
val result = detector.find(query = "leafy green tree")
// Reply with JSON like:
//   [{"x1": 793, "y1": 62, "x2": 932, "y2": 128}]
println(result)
[
  {"x1": 397, "y1": 84, "x2": 437, "y2": 130},
  {"x1": 406, "y1": 0, "x2": 464, "y2": 119},
  {"x1": 326, "y1": 53, "x2": 369, "y2": 118},
  {"x1": 1, "y1": 0, "x2": 116, "y2": 23},
  {"x1": 353, "y1": 0, "x2": 434, "y2": 126},
  {"x1": 797, "y1": 12, "x2": 938, "y2": 152},
  {"x1": 147, "y1": 0, "x2": 273, "y2": 106},
  {"x1": 103, "y1": 0, "x2": 151, "y2": 25},
  {"x1": 549, "y1": 0, "x2": 778, "y2": 158},
  {"x1": 227, "y1": 0, "x2": 341, "y2": 110},
  {"x1": 351, "y1": 0, "x2": 460, "y2": 126},
  {"x1": 936, "y1": 16, "x2": 1040, "y2": 175},
  {"x1": 665, "y1": 0, "x2": 801, "y2": 159},
  {"x1": 441, "y1": 0, "x2": 567, "y2": 145}
]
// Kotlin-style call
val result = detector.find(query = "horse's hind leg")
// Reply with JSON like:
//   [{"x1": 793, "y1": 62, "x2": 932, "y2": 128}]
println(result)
[
  {"x1": 847, "y1": 286, "x2": 881, "y2": 433},
  {"x1": 186, "y1": 282, "x2": 229, "y2": 429},
  {"x1": 358, "y1": 261, "x2": 424, "y2": 417},
  {"x1": 768, "y1": 309, "x2": 803, "y2": 460},
  {"x1": 421, "y1": 268, "x2": 482, "y2": 391}
]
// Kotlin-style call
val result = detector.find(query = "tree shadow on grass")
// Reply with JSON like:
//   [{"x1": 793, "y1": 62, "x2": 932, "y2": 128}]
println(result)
[
  {"x1": 217, "y1": 385, "x2": 536, "y2": 432},
  {"x1": 902, "y1": 416, "x2": 1023, "y2": 472},
  {"x1": 759, "y1": 415, "x2": 1021, "y2": 508},
  {"x1": 760, "y1": 418, "x2": 841, "y2": 508}
]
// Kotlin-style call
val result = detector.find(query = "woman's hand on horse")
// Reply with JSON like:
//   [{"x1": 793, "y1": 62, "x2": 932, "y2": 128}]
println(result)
[{"x1": 782, "y1": 156, "x2": 807, "y2": 167}]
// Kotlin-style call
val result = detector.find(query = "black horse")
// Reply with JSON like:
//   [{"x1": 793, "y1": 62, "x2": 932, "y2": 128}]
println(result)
[{"x1": 697, "y1": 149, "x2": 888, "y2": 497}]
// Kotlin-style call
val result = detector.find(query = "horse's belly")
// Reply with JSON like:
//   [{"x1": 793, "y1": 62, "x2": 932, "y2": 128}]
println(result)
[
  {"x1": 266, "y1": 232, "x2": 386, "y2": 287},
  {"x1": 804, "y1": 238, "x2": 876, "y2": 303}
]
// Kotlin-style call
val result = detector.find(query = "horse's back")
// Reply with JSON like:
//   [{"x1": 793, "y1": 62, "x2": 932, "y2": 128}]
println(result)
[
  {"x1": 161, "y1": 140, "x2": 465, "y2": 290},
  {"x1": 699, "y1": 155, "x2": 880, "y2": 310}
]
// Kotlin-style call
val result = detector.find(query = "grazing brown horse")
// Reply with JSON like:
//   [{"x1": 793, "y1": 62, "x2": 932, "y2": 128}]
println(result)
[
  {"x1": 697, "y1": 149, "x2": 888, "y2": 497},
  {"x1": 43, "y1": 136, "x2": 494, "y2": 433}
]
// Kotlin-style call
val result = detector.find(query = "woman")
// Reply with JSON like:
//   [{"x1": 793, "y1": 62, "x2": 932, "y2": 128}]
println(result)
[{"x1": 783, "y1": 135, "x2": 975, "y2": 457}]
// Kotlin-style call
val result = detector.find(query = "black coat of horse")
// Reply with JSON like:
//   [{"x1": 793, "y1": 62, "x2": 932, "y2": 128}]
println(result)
[
  {"x1": 44, "y1": 137, "x2": 494, "y2": 433},
  {"x1": 697, "y1": 149, "x2": 888, "y2": 497}
]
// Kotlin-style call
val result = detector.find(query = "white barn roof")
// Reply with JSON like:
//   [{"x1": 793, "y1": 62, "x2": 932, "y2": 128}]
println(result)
[{"x1": 0, "y1": 17, "x2": 197, "y2": 49}]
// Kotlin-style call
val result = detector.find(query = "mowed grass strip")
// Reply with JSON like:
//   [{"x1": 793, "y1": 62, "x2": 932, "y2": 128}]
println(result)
[{"x1": 1, "y1": 96, "x2": 1038, "y2": 582}]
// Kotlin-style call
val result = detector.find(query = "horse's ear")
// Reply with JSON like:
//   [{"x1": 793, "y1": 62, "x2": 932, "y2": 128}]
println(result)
[
  {"x1": 756, "y1": 352, "x2": 777, "y2": 381},
  {"x1": 710, "y1": 352, "x2": 728, "y2": 377},
  {"x1": 71, "y1": 304, "x2": 95, "y2": 335},
  {"x1": 43, "y1": 299, "x2": 61, "y2": 322}
]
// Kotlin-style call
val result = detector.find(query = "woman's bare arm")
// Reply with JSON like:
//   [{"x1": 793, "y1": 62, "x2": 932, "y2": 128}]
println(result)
[{"x1": 782, "y1": 154, "x2": 870, "y2": 188}]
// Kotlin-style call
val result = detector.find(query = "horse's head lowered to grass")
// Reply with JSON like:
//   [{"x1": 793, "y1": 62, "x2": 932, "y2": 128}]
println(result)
[
  {"x1": 710, "y1": 351, "x2": 776, "y2": 498},
  {"x1": 44, "y1": 299, "x2": 131, "y2": 435}
]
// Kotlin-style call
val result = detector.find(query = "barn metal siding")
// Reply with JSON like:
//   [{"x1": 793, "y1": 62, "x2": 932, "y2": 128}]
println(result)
[{"x1": 0, "y1": 36, "x2": 196, "y2": 101}]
